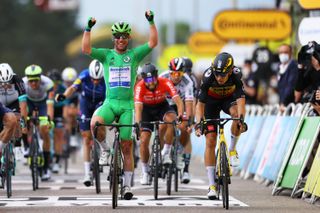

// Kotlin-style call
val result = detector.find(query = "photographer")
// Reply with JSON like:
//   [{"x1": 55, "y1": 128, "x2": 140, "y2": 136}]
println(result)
[{"x1": 295, "y1": 41, "x2": 320, "y2": 114}]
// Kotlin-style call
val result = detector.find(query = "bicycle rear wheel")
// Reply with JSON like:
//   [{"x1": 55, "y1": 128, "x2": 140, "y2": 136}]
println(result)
[
  {"x1": 30, "y1": 135, "x2": 39, "y2": 191},
  {"x1": 5, "y1": 144, "x2": 12, "y2": 198},
  {"x1": 220, "y1": 143, "x2": 229, "y2": 209},
  {"x1": 93, "y1": 141, "x2": 101, "y2": 194},
  {"x1": 153, "y1": 139, "x2": 160, "y2": 200},
  {"x1": 166, "y1": 163, "x2": 173, "y2": 195},
  {"x1": 112, "y1": 138, "x2": 120, "y2": 209}
]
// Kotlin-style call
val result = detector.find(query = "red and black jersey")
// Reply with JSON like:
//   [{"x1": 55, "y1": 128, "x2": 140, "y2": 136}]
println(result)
[{"x1": 134, "y1": 77, "x2": 178, "y2": 106}]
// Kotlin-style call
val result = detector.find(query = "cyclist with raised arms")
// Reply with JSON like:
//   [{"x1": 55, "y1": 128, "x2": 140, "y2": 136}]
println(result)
[
  {"x1": 159, "y1": 57, "x2": 194, "y2": 184},
  {"x1": 134, "y1": 63, "x2": 184, "y2": 185},
  {"x1": 81, "y1": 10, "x2": 158, "y2": 200},
  {"x1": 22, "y1": 64, "x2": 55, "y2": 181},
  {"x1": 61, "y1": 67, "x2": 79, "y2": 148},
  {"x1": 0, "y1": 63, "x2": 28, "y2": 159},
  {"x1": 194, "y1": 52, "x2": 246, "y2": 200},
  {"x1": 55, "y1": 60, "x2": 106, "y2": 186}
]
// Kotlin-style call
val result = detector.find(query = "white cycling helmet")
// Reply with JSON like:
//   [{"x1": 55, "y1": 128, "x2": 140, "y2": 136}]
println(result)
[
  {"x1": 0, "y1": 63, "x2": 14, "y2": 83},
  {"x1": 89, "y1": 60, "x2": 104, "y2": 79},
  {"x1": 62, "y1": 67, "x2": 77, "y2": 82}
]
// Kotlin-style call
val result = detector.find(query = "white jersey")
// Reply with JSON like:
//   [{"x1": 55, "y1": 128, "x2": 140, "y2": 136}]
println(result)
[
  {"x1": 159, "y1": 71, "x2": 194, "y2": 105},
  {"x1": 23, "y1": 75, "x2": 54, "y2": 102}
]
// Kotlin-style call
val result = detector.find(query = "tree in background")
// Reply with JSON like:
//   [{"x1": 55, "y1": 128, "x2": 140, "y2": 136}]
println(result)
[{"x1": 0, "y1": 0, "x2": 80, "y2": 75}]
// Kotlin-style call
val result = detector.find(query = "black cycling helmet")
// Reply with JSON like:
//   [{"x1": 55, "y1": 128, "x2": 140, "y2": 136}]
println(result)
[
  {"x1": 211, "y1": 52, "x2": 234, "y2": 77},
  {"x1": 140, "y1": 63, "x2": 158, "y2": 79},
  {"x1": 47, "y1": 69, "x2": 62, "y2": 82},
  {"x1": 183, "y1": 57, "x2": 193, "y2": 73},
  {"x1": 168, "y1": 57, "x2": 185, "y2": 72}
]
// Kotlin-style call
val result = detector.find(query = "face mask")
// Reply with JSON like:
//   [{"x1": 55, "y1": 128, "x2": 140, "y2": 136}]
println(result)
[{"x1": 279, "y1": 53, "x2": 289, "y2": 64}]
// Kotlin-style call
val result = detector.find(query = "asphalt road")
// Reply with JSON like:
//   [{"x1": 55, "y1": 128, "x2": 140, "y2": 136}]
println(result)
[{"x1": 1, "y1": 149, "x2": 319, "y2": 213}]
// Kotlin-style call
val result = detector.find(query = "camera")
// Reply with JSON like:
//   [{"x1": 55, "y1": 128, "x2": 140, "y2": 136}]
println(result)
[{"x1": 298, "y1": 41, "x2": 320, "y2": 68}]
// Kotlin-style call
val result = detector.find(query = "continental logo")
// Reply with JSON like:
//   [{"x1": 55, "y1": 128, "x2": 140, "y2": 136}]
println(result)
[{"x1": 213, "y1": 10, "x2": 291, "y2": 40}]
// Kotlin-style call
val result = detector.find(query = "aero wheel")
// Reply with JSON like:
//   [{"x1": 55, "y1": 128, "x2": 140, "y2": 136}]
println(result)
[
  {"x1": 93, "y1": 141, "x2": 101, "y2": 194},
  {"x1": 166, "y1": 163, "x2": 173, "y2": 195},
  {"x1": 153, "y1": 140, "x2": 159, "y2": 200},
  {"x1": 174, "y1": 142, "x2": 179, "y2": 192},
  {"x1": 30, "y1": 136, "x2": 39, "y2": 191},
  {"x1": 220, "y1": 143, "x2": 229, "y2": 209},
  {"x1": 112, "y1": 139, "x2": 119, "y2": 209},
  {"x1": 5, "y1": 145, "x2": 12, "y2": 198}
]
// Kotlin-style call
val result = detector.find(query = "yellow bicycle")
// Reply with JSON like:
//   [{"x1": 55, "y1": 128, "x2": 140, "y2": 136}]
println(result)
[{"x1": 200, "y1": 117, "x2": 246, "y2": 210}]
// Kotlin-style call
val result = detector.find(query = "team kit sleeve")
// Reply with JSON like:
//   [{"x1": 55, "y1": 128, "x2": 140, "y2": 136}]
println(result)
[
  {"x1": 134, "y1": 81, "x2": 144, "y2": 103},
  {"x1": 184, "y1": 75, "x2": 194, "y2": 101},
  {"x1": 133, "y1": 43, "x2": 153, "y2": 62},
  {"x1": 90, "y1": 48, "x2": 109, "y2": 62}
]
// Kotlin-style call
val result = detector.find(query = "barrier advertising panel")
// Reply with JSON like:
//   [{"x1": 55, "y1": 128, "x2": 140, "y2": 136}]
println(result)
[
  {"x1": 304, "y1": 144, "x2": 320, "y2": 195},
  {"x1": 280, "y1": 117, "x2": 320, "y2": 190}
]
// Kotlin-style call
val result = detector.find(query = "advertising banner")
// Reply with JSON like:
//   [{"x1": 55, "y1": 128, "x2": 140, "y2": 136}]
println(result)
[
  {"x1": 247, "y1": 116, "x2": 277, "y2": 175},
  {"x1": 304, "y1": 144, "x2": 320, "y2": 194},
  {"x1": 261, "y1": 117, "x2": 300, "y2": 181},
  {"x1": 280, "y1": 117, "x2": 320, "y2": 189}
]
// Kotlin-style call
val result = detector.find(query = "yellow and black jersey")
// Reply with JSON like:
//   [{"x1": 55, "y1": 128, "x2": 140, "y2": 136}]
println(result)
[{"x1": 198, "y1": 67, "x2": 245, "y2": 103}]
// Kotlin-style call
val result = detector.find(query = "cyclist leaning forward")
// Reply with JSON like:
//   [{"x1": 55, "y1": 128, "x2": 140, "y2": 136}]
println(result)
[
  {"x1": 194, "y1": 52, "x2": 246, "y2": 200},
  {"x1": 22, "y1": 64, "x2": 55, "y2": 181},
  {"x1": 159, "y1": 57, "x2": 194, "y2": 184},
  {"x1": 134, "y1": 63, "x2": 184, "y2": 185},
  {"x1": 0, "y1": 63, "x2": 28, "y2": 159},
  {"x1": 82, "y1": 10, "x2": 158, "y2": 200}
]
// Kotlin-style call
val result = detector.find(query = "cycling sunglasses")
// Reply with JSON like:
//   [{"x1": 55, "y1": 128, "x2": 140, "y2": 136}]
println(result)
[
  {"x1": 144, "y1": 76, "x2": 157, "y2": 84},
  {"x1": 113, "y1": 33, "x2": 130, "y2": 39}
]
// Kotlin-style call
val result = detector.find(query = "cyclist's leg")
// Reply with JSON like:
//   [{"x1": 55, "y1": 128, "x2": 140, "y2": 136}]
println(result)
[
  {"x1": 161, "y1": 111, "x2": 176, "y2": 161},
  {"x1": 91, "y1": 101, "x2": 115, "y2": 166},
  {"x1": 204, "y1": 102, "x2": 220, "y2": 199},
  {"x1": 52, "y1": 107, "x2": 65, "y2": 173},
  {"x1": 0, "y1": 110, "x2": 17, "y2": 148},
  {"x1": 37, "y1": 101, "x2": 52, "y2": 180}
]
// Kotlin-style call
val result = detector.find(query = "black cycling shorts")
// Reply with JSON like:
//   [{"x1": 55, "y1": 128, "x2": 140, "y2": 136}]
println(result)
[{"x1": 141, "y1": 101, "x2": 176, "y2": 132}]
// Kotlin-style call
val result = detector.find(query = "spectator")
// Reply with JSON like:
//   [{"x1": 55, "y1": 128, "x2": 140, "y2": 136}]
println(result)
[
  {"x1": 241, "y1": 59, "x2": 260, "y2": 105},
  {"x1": 277, "y1": 44, "x2": 298, "y2": 112}
]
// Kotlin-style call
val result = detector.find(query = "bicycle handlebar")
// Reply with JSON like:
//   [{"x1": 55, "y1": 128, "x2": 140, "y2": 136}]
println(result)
[
  {"x1": 94, "y1": 121, "x2": 140, "y2": 141},
  {"x1": 199, "y1": 116, "x2": 247, "y2": 135}
]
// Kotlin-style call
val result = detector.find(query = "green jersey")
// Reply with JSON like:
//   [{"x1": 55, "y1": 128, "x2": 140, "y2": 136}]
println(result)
[{"x1": 90, "y1": 43, "x2": 152, "y2": 101}]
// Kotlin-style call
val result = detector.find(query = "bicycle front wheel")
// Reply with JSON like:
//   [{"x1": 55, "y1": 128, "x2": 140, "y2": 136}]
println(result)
[
  {"x1": 5, "y1": 144, "x2": 12, "y2": 198},
  {"x1": 220, "y1": 143, "x2": 229, "y2": 209},
  {"x1": 93, "y1": 141, "x2": 101, "y2": 194},
  {"x1": 30, "y1": 135, "x2": 39, "y2": 191},
  {"x1": 112, "y1": 139, "x2": 120, "y2": 209}
]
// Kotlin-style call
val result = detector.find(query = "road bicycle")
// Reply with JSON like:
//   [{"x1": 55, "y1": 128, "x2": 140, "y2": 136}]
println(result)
[
  {"x1": 0, "y1": 138, "x2": 15, "y2": 198},
  {"x1": 199, "y1": 117, "x2": 247, "y2": 210},
  {"x1": 27, "y1": 112, "x2": 47, "y2": 191},
  {"x1": 94, "y1": 121, "x2": 139, "y2": 209}
]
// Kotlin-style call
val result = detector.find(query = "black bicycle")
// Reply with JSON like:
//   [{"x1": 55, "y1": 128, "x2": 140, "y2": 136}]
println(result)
[
  {"x1": 94, "y1": 121, "x2": 139, "y2": 209},
  {"x1": 0, "y1": 139, "x2": 15, "y2": 198},
  {"x1": 27, "y1": 114, "x2": 47, "y2": 191},
  {"x1": 199, "y1": 117, "x2": 247, "y2": 210}
]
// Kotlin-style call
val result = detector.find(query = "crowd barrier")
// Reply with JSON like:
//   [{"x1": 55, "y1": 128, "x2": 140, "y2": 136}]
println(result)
[{"x1": 191, "y1": 103, "x2": 320, "y2": 205}]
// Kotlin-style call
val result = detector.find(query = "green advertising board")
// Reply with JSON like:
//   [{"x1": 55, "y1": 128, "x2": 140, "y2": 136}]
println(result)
[
  {"x1": 304, "y1": 145, "x2": 320, "y2": 194},
  {"x1": 280, "y1": 117, "x2": 320, "y2": 190}
]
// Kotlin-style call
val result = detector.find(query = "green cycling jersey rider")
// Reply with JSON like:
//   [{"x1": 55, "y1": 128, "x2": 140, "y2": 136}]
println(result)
[{"x1": 82, "y1": 10, "x2": 158, "y2": 200}]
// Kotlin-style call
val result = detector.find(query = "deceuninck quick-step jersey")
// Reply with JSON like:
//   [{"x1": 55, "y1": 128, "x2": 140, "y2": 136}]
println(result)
[{"x1": 90, "y1": 43, "x2": 152, "y2": 101}]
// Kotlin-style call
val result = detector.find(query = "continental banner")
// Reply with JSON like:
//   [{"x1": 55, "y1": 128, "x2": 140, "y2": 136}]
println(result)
[
  {"x1": 280, "y1": 117, "x2": 320, "y2": 190},
  {"x1": 304, "y1": 144, "x2": 320, "y2": 195}
]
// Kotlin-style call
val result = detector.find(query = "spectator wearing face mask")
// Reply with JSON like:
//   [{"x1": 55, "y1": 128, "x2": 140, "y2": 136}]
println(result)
[
  {"x1": 242, "y1": 59, "x2": 260, "y2": 105},
  {"x1": 277, "y1": 44, "x2": 298, "y2": 112}
]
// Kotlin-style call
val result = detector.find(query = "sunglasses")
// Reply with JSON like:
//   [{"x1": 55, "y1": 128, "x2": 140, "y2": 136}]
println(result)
[
  {"x1": 113, "y1": 33, "x2": 129, "y2": 39},
  {"x1": 169, "y1": 71, "x2": 184, "y2": 78},
  {"x1": 28, "y1": 79, "x2": 40, "y2": 83},
  {"x1": 144, "y1": 76, "x2": 157, "y2": 84}
]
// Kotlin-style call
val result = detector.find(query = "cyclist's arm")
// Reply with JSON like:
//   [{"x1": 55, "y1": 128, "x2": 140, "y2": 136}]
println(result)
[
  {"x1": 172, "y1": 95, "x2": 184, "y2": 117},
  {"x1": 82, "y1": 31, "x2": 92, "y2": 55},
  {"x1": 134, "y1": 102, "x2": 143, "y2": 124},
  {"x1": 19, "y1": 100, "x2": 28, "y2": 122},
  {"x1": 148, "y1": 22, "x2": 158, "y2": 48},
  {"x1": 63, "y1": 85, "x2": 78, "y2": 98},
  {"x1": 236, "y1": 97, "x2": 246, "y2": 118},
  {"x1": 47, "y1": 90, "x2": 55, "y2": 120},
  {"x1": 195, "y1": 101, "x2": 205, "y2": 124},
  {"x1": 185, "y1": 100, "x2": 193, "y2": 120}
]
